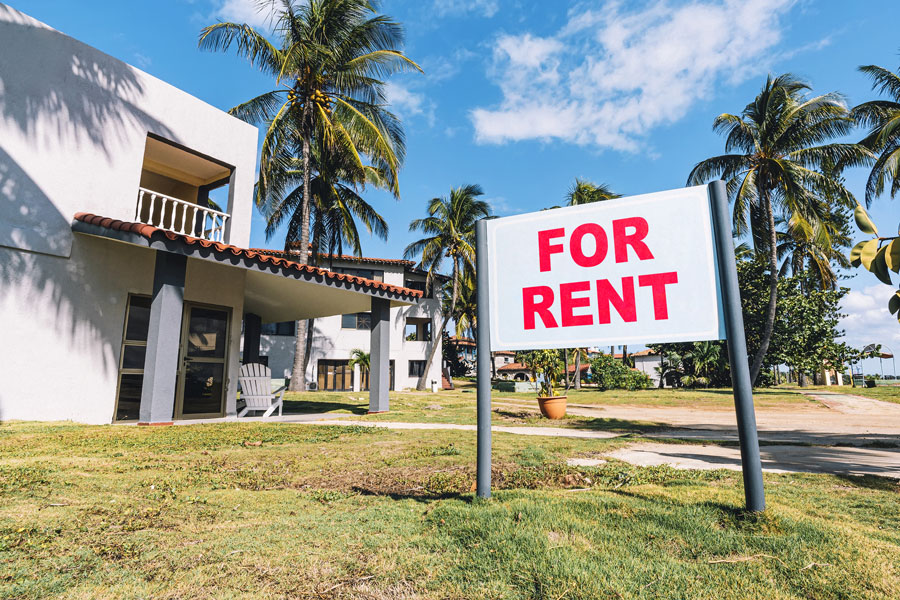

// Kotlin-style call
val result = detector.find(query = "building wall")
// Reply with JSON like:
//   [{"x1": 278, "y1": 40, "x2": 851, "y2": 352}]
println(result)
[
  {"x1": 259, "y1": 261, "x2": 443, "y2": 391},
  {"x1": 0, "y1": 4, "x2": 257, "y2": 423},
  {"x1": 0, "y1": 236, "x2": 154, "y2": 423},
  {"x1": 0, "y1": 4, "x2": 258, "y2": 254},
  {"x1": 634, "y1": 355, "x2": 662, "y2": 386}
]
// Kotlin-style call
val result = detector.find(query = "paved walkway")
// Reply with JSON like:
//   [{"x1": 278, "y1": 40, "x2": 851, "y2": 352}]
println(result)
[
  {"x1": 495, "y1": 392, "x2": 900, "y2": 446},
  {"x1": 602, "y1": 442, "x2": 900, "y2": 479}
]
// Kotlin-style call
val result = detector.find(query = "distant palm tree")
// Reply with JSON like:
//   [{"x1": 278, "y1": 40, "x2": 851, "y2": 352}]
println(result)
[
  {"x1": 405, "y1": 184, "x2": 492, "y2": 389},
  {"x1": 852, "y1": 63, "x2": 900, "y2": 203},
  {"x1": 199, "y1": 0, "x2": 420, "y2": 391},
  {"x1": 689, "y1": 341, "x2": 722, "y2": 386},
  {"x1": 566, "y1": 178, "x2": 621, "y2": 205},
  {"x1": 348, "y1": 348, "x2": 370, "y2": 389},
  {"x1": 688, "y1": 74, "x2": 870, "y2": 385}
]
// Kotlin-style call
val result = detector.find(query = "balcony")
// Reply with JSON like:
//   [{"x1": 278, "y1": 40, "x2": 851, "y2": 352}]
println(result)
[{"x1": 135, "y1": 187, "x2": 229, "y2": 243}]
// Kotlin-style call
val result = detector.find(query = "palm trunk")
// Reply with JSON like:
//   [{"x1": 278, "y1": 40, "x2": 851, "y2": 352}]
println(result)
[
  {"x1": 574, "y1": 350, "x2": 582, "y2": 390},
  {"x1": 417, "y1": 313, "x2": 448, "y2": 390},
  {"x1": 418, "y1": 264, "x2": 458, "y2": 390},
  {"x1": 288, "y1": 128, "x2": 313, "y2": 392},
  {"x1": 622, "y1": 345, "x2": 628, "y2": 367},
  {"x1": 749, "y1": 188, "x2": 778, "y2": 386},
  {"x1": 564, "y1": 350, "x2": 571, "y2": 392}
]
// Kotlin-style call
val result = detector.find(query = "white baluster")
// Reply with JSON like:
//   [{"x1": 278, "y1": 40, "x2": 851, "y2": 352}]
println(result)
[
  {"x1": 135, "y1": 190, "x2": 144, "y2": 221},
  {"x1": 148, "y1": 194, "x2": 157, "y2": 226},
  {"x1": 179, "y1": 202, "x2": 188, "y2": 235},
  {"x1": 220, "y1": 215, "x2": 229, "y2": 242}
]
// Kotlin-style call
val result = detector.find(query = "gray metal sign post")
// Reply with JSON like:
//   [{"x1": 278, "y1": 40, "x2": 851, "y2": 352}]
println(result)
[
  {"x1": 708, "y1": 180, "x2": 766, "y2": 512},
  {"x1": 475, "y1": 219, "x2": 492, "y2": 499}
]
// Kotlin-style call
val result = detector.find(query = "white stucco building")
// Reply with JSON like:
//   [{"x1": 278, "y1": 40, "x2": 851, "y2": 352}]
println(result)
[
  {"x1": 0, "y1": 5, "x2": 421, "y2": 424},
  {"x1": 250, "y1": 251, "x2": 443, "y2": 391}
]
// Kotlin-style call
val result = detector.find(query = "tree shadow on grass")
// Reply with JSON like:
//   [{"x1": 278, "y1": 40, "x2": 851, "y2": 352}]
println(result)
[
  {"x1": 562, "y1": 417, "x2": 670, "y2": 434},
  {"x1": 351, "y1": 485, "x2": 471, "y2": 503},
  {"x1": 282, "y1": 399, "x2": 368, "y2": 416}
]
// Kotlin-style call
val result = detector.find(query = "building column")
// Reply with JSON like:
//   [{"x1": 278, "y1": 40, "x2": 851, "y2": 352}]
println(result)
[
  {"x1": 139, "y1": 252, "x2": 187, "y2": 425},
  {"x1": 352, "y1": 364, "x2": 361, "y2": 392},
  {"x1": 243, "y1": 313, "x2": 262, "y2": 364},
  {"x1": 368, "y1": 297, "x2": 391, "y2": 413}
]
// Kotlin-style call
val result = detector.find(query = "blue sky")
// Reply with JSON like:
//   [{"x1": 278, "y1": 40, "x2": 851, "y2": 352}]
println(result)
[{"x1": 10, "y1": 0, "x2": 900, "y2": 373}]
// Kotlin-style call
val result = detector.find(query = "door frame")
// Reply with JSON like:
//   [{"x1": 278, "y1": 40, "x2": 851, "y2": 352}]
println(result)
[{"x1": 174, "y1": 301, "x2": 232, "y2": 420}]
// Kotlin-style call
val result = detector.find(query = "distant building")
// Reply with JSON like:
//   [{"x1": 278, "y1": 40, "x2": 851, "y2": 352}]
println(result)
[{"x1": 250, "y1": 251, "x2": 443, "y2": 392}]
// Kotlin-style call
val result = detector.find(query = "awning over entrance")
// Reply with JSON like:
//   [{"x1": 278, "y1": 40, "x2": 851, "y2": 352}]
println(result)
[
  {"x1": 72, "y1": 213, "x2": 423, "y2": 321},
  {"x1": 72, "y1": 213, "x2": 421, "y2": 423}
]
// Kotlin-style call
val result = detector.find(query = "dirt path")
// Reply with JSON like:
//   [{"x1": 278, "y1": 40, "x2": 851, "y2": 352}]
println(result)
[
  {"x1": 602, "y1": 442, "x2": 900, "y2": 479},
  {"x1": 494, "y1": 394, "x2": 900, "y2": 446}
]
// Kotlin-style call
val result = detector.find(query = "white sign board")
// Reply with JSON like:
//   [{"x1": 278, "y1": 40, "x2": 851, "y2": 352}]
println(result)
[{"x1": 484, "y1": 185, "x2": 725, "y2": 351}]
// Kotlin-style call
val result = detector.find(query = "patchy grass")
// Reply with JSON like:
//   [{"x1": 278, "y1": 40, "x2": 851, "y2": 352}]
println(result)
[
  {"x1": 796, "y1": 385, "x2": 900, "y2": 405},
  {"x1": 1, "y1": 421, "x2": 898, "y2": 599},
  {"x1": 280, "y1": 387, "x2": 819, "y2": 429}
]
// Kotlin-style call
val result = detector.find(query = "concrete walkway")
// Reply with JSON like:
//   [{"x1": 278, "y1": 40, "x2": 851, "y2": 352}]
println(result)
[{"x1": 602, "y1": 442, "x2": 900, "y2": 479}]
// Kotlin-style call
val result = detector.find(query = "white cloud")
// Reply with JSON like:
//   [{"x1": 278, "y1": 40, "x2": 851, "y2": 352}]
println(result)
[
  {"x1": 214, "y1": 0, "x2": 273, "y2": 28},
  {"x1": 839, "y1": 283, "x2": 900, "y2": 350},
  {"x1": 385, "y1": 82, "x2": 436, "y2": 127},
  {"x1": 434, "y1": 0, "x2": 500, "y2": 18},
  {"x1": 471, "y1": 0, "x2": 796, "y2": 149}
]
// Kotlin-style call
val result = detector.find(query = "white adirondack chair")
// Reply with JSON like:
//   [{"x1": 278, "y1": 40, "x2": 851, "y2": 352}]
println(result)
[{"x1": 237, "y1": 363, "x2": 285, "y2": 417}]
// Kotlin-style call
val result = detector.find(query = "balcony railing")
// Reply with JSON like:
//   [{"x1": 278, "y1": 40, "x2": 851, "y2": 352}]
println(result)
[{"x1": 135, "y1": 188, "x2": 229, "y2": 243}]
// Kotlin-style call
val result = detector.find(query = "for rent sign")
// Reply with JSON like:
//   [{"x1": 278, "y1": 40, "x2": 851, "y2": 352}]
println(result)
[{"x1": 484, "y1": 185, "x2": 725, "y2": 350}]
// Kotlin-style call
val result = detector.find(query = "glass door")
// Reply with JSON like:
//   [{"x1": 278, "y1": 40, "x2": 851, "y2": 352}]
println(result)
[{"x1": 175, "y1": 304, "x2": 230, "y2": 419}]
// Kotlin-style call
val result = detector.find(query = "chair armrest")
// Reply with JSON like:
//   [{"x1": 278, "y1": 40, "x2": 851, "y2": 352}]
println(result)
[{"x1": 273, "y1": 385, "x2": 287, "y2": 400}]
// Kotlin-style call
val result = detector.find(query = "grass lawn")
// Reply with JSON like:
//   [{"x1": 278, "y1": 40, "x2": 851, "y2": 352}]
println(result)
[
  {"x1": 280, "y1": 386, "x2": 821, "y2": 430},
  {"x1": 2, "y1": 421, "x2": 898, "y2": 599}
]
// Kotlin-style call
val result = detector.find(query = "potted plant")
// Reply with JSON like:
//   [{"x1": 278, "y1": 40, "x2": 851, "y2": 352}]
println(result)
[{"x1": 520, "y1": 350, "x2": 567, "y2": 419}]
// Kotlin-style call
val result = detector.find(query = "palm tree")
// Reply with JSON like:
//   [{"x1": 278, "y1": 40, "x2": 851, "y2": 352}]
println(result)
[
  {"x1": 566, "y1": 178, "x2": 621, "y2": 205},
  {"x1": 348, "y1": 347, "x2": 370, "y2": 378},
  {"x1": 852, "y1": 63, "x2": 900, "y2": 204},
  {"x1": 688, "y1": 341, "x2": 722, "y2": 386},
  {"x1": 404, "y1": 184, "x2": 492, "y2": 389},
  {"x1": 260, "y1": 143, "x2": 389, "y2": 262},
  {"x1": 199, "y1": 0, "x2": 420, "y2": 391},
  {"x1": 775, "y1": 210, "x2": 851, "y2": 290},
  {"x1": 688, "y1": 74, "x2": 870, "y2": 385}
]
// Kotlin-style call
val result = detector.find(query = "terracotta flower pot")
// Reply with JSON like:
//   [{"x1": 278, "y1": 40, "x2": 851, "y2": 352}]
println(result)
[{"x1": 537, "y1": 396, "x2": 567, "y2": 419}]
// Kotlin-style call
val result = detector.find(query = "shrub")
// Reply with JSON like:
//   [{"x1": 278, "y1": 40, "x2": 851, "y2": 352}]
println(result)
[{"x1": 590, "y1": 354, "x2": 651, "y2": 391}]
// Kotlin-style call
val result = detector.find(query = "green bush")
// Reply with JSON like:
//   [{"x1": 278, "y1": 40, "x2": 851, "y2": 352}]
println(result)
[{"x1": 590, "y1": 354, "x2": 651, "y2": 391}]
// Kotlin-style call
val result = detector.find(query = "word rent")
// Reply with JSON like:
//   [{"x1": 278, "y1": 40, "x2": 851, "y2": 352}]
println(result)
[{"x1": 522, "y1": 217, "x2": 678, "y2": 330}]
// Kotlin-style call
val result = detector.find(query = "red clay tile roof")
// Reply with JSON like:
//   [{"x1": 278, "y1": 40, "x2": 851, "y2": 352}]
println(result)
[
  {"x1": 498, "y1": 362, "x2": 530, "y2": 372},
  {"x1": 250, "y1": 247, "x2": 417, "y2": 267},
  {"x1": 73, "y1": 213, "x2": 423, "y2": 300},
  {"x1": 566, "y1": 364, "x2": 591, "y2": 373}
]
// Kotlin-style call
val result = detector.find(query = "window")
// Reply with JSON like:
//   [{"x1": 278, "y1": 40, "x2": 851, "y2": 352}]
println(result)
[
  {"x1": 403, "y1": 278, "x2": 433, "y2": 298},
  {"x1": 317, "y1": 360, "x2": 354, "y2": 391},
  {"x1": 341, "y1": 312, "x2": 372, "y2": 330},
  {"x1": 260, "y1": 321, "x2": 295, "y2": 336},
  {"x1": 404, "y1": 318, "x2": 432, "y2": 342},
  {"x1": 408, "y1": 360, "x2": 427, "y2": 378},
  {"x1": 336, "y1": 267, "x2": 383, "y2": 282},
  {"x1": 114, "y1": 295, "x2": 152, "y2": 422}
]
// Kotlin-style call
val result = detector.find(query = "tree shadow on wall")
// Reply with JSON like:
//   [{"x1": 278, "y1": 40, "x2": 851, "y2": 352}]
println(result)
[
  {"x1": 0, "y1": 5, "x2": 174, "y2": 157},
  {"x1": 0, "y1": 8, "x2": 176, "y2": 395}
]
